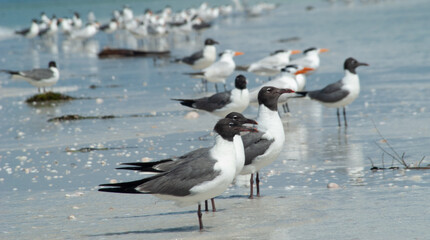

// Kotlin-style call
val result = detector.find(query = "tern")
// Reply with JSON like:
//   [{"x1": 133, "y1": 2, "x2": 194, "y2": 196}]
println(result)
[{"x1": 185, "y1": 50, "x2": 243, "y2": 92}]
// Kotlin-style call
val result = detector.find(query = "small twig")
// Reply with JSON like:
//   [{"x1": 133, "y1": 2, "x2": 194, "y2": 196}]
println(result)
[
  {"x1": 382, "y1": 153, "x2": 385, "y2": 169},
  {"x1": 418, "y1": 156, "x2": 426, "y2": 167},
  {"x1": 400, "y1": 152, "x2": 408, "y2": 167},
  {"x1": 371, "y1": 119, "x2": 404, "y2": 161},
  {"x1": 368, "y1": 157, "x2": 375, "y2": 168},
  {"x1": 374, "y1": 141, "x2": 404, "y2": 166}
]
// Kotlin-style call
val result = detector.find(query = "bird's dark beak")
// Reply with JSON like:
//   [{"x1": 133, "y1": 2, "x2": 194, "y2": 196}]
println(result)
[
  {"x1": 244, "y1": 118, "x2": 258, "y2": 125},
  {"x1": 214, "y1": 40, "x2": 219, "y2": 45},
  {"x1": 359, "y1": 62, "x2": 369, "y2": 67},
  {"x1": 239, "y1": 126, "x2": 258, "y2": 133},
  {"x1": 279, "y1": 88, "x2": 295, "y2": 94}
]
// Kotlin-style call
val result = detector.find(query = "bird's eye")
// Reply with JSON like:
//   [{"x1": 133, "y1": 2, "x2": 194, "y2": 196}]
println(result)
[
  {"x1": 266, "y1": 87, "x2": 272, "y2": 92},
  {"x1": 229, "y1": 122, "x2": 234, "y2": 127},
  {"x1": 233, "y1": 115, "x2": 238, "y2": 120}
]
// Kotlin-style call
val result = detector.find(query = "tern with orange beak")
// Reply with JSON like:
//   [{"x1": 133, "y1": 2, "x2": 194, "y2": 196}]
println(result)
[
  {"x1": 185, "y1": 49, "x2": 244, "y2": 92},
  {"x1": 249, "y1": 65, "x2": 314, "y2": 109},
  {"x1": 246, "y1": 49, "x2": 301, "y2": 77},
  {"x1": 289, "y1": 47, "x2": 329, "y2": 73}
]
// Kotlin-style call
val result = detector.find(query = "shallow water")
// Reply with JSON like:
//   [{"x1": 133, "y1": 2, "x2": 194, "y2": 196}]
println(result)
[{"x1": 1, "y1": 0, "x2": 430, "y2": 239}]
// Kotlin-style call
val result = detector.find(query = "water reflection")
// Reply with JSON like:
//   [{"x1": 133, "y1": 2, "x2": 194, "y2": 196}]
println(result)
[{"x1": 321, "y1": 129, "x2": 365, "y2": 186}]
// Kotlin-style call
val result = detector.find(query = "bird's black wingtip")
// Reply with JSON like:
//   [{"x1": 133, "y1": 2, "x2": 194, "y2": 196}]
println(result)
[
  {"x1": 98, "y1": 187, "x2": 144, "y2": 194},
  {"x1": 293, "y1": 91, "x2": 308, "y2": 97},
  {"x1": 116, "y1": 166, "x2": 145, "y2": 171}
]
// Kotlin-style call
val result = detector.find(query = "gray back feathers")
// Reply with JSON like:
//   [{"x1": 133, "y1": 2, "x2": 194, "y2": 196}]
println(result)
[
  {"x1": 242, "y1": 132, "x2": 274, "y2": 165},
  {"x1": 21, "y1": 69, "x2": 54, "y2": 80},
  {"x1": 308, "y1": 80, "x2": 349, "y2": 103},
  {"x1": 137, "y1": 151, "x2": 220, "y2": 196}
]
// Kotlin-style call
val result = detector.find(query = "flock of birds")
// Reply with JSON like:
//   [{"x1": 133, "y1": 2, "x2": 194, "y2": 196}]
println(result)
[
  {"x1": 12, "y1": 2, "x2": 278, "y2": 46},
  {"x1": 3, "y1": 1, "x2": 370, "y2": 231}
]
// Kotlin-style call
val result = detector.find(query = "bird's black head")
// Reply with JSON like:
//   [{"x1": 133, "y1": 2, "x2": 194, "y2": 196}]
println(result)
[
  {"x1": 214, "y1": 118, "x2": 257, "y2": 141},
  {"x1": 32, "y1": 19, "x2": 38, "y2": 23},
  {"x1": 74, "y1": 12, "x2": 80, "y2": 18},
  {"x1": 258, "y1": 86, "x2": 295, "y2": 111},
  {"x1": 234, "y1": 75, "x2": 247, "y2": 90},
  {"x1": 281, "y1": 64, "x2": 298, "y2": 73},
  {"x1": 48, "y1": 61, "x2": 57, "y2": 68},
  {"x1": 343, "y1": 57, "x2": 369, "y2": 74},
  {"x1": 303, "y1": 47, "x2": 317, "y2": 54},
  {"x1": 225, "y1": 112, "x2": 258, "y2": 125},
  {"x1": 204, "y1": 38, "x2": 219, "y2": 46},
  {"x1": 270, "y1": 49, "x2": 285, "y2": 56}
]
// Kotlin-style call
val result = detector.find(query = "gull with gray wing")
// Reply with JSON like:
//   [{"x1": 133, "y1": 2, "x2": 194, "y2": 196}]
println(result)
[
  {"x1": 99, "y1": 118, "x2": 257, "y2": 230},
  {"x1": 239, "y1": 86, "x2": 295, "y2": 198},
  {"x1": 172, "y1": 75, "x2": 250, "y2": 117},
  {"x1": 1, "y1": 61, "x2": 59, "y2": 93},
  {"x1": 176, "y1": 38, "x2": 219, "y2": 70},
  {"x1": 117, "y1": 112, "x2": 257, "y2": 212},
  {"x1": 295, "y1": 57, "x2": 368, "y2": 127}
]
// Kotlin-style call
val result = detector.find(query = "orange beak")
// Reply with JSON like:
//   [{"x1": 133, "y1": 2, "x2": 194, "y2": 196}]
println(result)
[
  {"x1": 319, "y1": 48, "x2": 329, "y2": 53},
  {"x1": 291, "y1": 50, "x2": 301, "y2": 55},
  {"x1": 234, "y1": 52, "x2": 244, "y2": 56},
  {"x1": 294, "y1": 67, "x2": 314, "y2": 75}
]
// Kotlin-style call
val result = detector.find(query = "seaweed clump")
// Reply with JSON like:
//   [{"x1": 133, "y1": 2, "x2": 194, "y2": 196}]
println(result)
[{"x1": 26, "y1": 92, "x2": 75, "y2": 103}]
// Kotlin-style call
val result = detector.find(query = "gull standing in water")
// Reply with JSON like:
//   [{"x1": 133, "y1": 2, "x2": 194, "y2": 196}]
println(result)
[
  {"x1": 15, "y1": 19, "x2": 39, "y2": 39},
  {"x1": 172, "y1": 75, "x2": 250, "y2": 117},
  {"x1": 239, "y1": 87, "x2": 294, "y2": 198},
  {"x1": 295, "y1": 57, "x2": 368, "y2": 127},
  {"x1": 116, "y1": 112, "x2": 257, "y2": 212},
  {"x1": 185, "y1": 50, "x2": 243, "y2": 92},
  {"x1": 99, "y1": 118, "x2": 257, "y2": 230},
  {"x1": 1, "y1": 61, "x2": 59, "y2": 93}
]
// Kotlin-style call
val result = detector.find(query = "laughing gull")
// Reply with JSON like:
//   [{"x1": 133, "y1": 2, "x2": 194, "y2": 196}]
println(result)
[
  {"x1": 99, "y1": 118, "x2": 257, "y2": 230},
  {"x1": 185, "y1": 49, "x2": 244, "y2": 92},
  {"x1": 295, "y1": 57, "x2": 368, "y2": 127},
  {"x1": 1, "y1": 61, "x2": 59, "y2": 93},
  {"x1": 245, "y1": 49, "x2": 301, "y2": 77},
  {"x1": 249, "y1": 65, "x2": 314, "y2": 112},
  {"x1": 15, "y1": 19, "x2": 39, "y2": 39},
  {"x1": 239, "y1": 86, "x2": 294, "y2": 198},
  {"x1": 289, "y1": 47, "x2": 329, "y2": 73},
  {"x1": 172, "y1": 75, "x2": 250, "y2": 117},
  {"x1": 117, "y1": 112, "x2": 257, "y2": 212},
  {"x1": 176, "y1": 38, "x2": 218, "y2": 70}
]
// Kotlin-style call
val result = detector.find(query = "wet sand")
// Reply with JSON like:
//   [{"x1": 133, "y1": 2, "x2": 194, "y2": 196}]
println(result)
[{"x1": 1, "y1": 0, "x2": 430, "y2": 239}]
